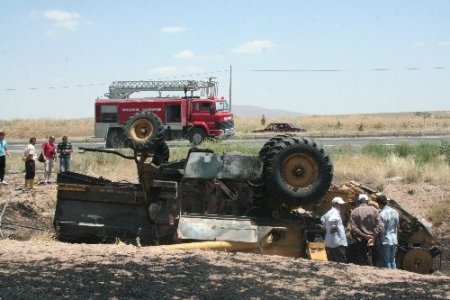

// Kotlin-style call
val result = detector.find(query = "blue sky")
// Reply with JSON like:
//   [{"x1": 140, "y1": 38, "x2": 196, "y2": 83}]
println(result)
[{"x1": 1, "y1": 0, "x2": 449, "y2": 119}]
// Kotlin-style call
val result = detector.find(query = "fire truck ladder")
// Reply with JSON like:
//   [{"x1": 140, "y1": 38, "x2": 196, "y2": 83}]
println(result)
[{"x1": 105, "y1": 79, "x2": 218, "y2": 99}]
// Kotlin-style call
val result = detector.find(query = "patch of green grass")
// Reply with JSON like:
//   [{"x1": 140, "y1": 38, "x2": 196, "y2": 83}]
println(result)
[
  {"x1": 362, "y1": 143, "x2": 391, "y2": 157},
  {"x1": 327, "y1": 145, "x2": 357, "y2": 157},
  {"x1": 414, "y1": 143, "x2": 440, "y2": 164},
  {"x1": 199, "y1": 140, "x2": 260, "y2": 155},
  {"x1": 440, "y1": 141, "x2": 450, "y2": 165},
  {"x1": 393, "y1": 142, "x2": 414, "y2": 158},
  {"x1": 169, "y1": 140, "x2": 260, "y2": 162}
]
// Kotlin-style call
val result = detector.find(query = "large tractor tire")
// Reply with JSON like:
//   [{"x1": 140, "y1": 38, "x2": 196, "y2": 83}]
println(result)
[
  {"x1": 124, "y1": 111, "x2": 164, "y2": 152},
  {"x1": 105, "y1": 128, "x2": 126, "y2": 148},
  {"x1": 151, "y1": 141, "x2": 170, "y2": 165},
  {"x1": 260, "y1": 136, "x2": 333, "y2": 210},
  {"x1": 259, "y1": 134, "x2": 295, "y2": 159},
  {"x1": 189, "y1": 127, "x2": 207, "y2": 145}
]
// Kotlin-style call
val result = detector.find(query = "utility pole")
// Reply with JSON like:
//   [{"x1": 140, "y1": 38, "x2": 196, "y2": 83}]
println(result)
[{"x1": 229, "y1": 65, "x2": 232, "y2": 111}]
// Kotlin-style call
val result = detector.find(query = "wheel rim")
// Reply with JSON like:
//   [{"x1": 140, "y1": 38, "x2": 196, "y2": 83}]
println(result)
[
  {"x1": 130, "y1": 119, "x2": 154, "y2": 142},
  {"x1": 281, "y1": 153, "x2": 319, "y2": 190},
  {"x1": 111, "y1": 132, "x2": 122, "y2": 146},
  {"x1": 192, "y1": 133, "x2": 203, "y2": 144},
  {"x1": 402, "y1": 248, "x2": 432, "y2": 274}
]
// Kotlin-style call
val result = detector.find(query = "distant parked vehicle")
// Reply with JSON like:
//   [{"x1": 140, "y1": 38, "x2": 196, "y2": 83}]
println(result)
[{"x1": 252, "y1": 123, "x2": 306, "y2": 133}]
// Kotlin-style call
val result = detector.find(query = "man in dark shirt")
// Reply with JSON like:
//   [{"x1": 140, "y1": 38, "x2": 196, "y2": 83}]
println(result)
[
  {"x1": 350, "y1": 194, "x2": 384, "y2": 265},
  {"x1": 57, "y1": 136, "x2": 73, "y2": 172}
]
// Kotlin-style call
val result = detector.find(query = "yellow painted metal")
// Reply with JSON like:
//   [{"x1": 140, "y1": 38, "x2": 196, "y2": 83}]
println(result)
[
  {"x1": 162, "y1": 241, "x2": 259, "y2": 251},
  {"x1": 258, "y1": 228, "x2": 302, "y2": 257},
  {"x1": 307, "y1": 242, "x2": 328, "y2": 261},
  {"x1": 58, "y1": 184, "x2": 88, "y2": 192},
  {"x1": 162, "y1": 228, "x2": 303, "y2": 258},
  {"x1": 282, "y1": 153, "x2": 318, "y2": 189},
  {"x1": 130, "y1": 118, "x2": 154, "y2": 142}
]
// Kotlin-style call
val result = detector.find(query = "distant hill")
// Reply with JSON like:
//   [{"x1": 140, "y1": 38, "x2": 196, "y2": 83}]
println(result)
[{"x1": 231, "y1": 105, "x2": 305, "y2": 117}]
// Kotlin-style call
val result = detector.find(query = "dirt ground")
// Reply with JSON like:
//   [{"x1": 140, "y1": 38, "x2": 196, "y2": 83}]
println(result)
[
  {"x1": 1, "y1": 240, "x2": 449, "y2": 300},
  {"x1": 1, "y1": 173, "x2": 450, "y2": 299}
]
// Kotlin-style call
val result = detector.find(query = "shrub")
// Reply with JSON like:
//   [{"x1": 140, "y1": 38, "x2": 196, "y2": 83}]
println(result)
[
  {"x1": 362, "y1": 143, "x2": 390, "y2": 157},
  {"x1": 328, "y1": 145, "x2": 356, "y2": 157},
  {"x1": 358, "y1": 123, "x2": 364, "y2": 131},
  {"x1": 427, "y1": 197, "x2": 450, "y2": 226},
  {"x1": 414, "y1": 143, "x2": 440, "y2": 164},
  {"x1": 440, "y1": 141, "x2": 450, "y2": 165},
  {"x1": 403, "y1": 166, "x2": 420, "y2": 183},
  {"x1": 394, "y1": 142, "x2": 414, "y2": 158},
  {"x1": 260, "y1": 115, "x2": 266, "y2": 126},
  {"x1": 374, "y1": 122, "x2": 383, "y2": 129}
]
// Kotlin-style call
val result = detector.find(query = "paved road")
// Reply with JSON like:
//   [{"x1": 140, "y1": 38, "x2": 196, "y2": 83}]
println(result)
[{"x1": 6, "y1": 135, "x2": 450, "y2": 153}]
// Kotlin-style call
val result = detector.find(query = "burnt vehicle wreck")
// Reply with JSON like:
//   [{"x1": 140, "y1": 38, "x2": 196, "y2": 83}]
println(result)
[{"x1": 53, "y1": 112, "x2": 441, "y2": 274}]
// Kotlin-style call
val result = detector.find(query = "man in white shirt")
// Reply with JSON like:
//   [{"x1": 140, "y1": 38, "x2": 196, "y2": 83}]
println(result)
[
  {"x1": 376, "y1": 194, "x2": 399, "y2": 269},
  {"x1": 320, "y1": 197, "x2": 348, "y2": 263}
]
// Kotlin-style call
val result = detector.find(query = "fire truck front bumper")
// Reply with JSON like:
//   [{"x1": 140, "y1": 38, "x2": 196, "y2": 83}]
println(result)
[
  {"x1": 210, "y1": 128, "x2": 235, "y2": 140},
  {"x1": 222, "y1": 127, "x2": 236, "y2": 139}
]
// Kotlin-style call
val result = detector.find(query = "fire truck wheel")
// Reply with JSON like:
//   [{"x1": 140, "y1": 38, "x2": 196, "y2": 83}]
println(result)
[
  {"x1": 188, "y1": 127, "x2": 206, "y2": 145},
  {"x1": 124, "y1": 111, "x2": 164, "y2": 151},
  {"x1": 105, "y1": 129, "x2": 126, "y2": 148},
  {"x1": 260, "y1": 136, "x2": 333, "y2": 209}
]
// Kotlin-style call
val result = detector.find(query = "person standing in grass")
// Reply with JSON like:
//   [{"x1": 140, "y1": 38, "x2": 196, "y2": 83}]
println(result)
[
  {"x1": 24, "y1": 137, "x2": 37, "y2": 190},
  {"x1": 57, "y1": 136, "x2": 73, "y2": 172},
  {"x1": 376, "y1": 194, "x2": 399, "y2": 269},
  {"x1": 0, "y1": 131, "x2": 11, "y2": 185},
  {"x1": 42, "y1": 135, "x2": 57, "y2": 184}
]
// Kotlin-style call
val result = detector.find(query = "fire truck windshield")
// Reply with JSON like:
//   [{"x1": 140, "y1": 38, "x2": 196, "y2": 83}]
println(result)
[{"x1": 215, "y1": 101, "x2": 229, "y2": 112}]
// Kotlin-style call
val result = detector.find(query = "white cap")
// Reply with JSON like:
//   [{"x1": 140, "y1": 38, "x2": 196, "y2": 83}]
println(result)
[
  {"x1": 332, "y1": 197, "x2": 345, "y2": 205},
  {"x1": 358, "y1": 194, "x2": 369, "y2": 202}
]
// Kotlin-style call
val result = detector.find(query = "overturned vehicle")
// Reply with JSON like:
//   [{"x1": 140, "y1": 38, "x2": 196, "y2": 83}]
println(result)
[{"x1": 54, "y1": 112, "x2": 441, "y2": 274}]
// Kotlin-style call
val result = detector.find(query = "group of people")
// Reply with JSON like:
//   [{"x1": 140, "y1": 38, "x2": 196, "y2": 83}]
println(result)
[
  {"x1": 0, "y1": 132, "x2": 73, "y2": 190},
  {"x1": 321, "y1": 193, "x2": 399, "y2": 269}
]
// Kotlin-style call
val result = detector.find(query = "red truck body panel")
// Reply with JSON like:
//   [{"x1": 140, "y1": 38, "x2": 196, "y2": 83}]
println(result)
[{"x1": 95, "y1": 96, "x2": 234, "y2": 141}]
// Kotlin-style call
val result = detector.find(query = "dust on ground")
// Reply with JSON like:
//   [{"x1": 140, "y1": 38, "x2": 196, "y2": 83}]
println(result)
[{"x1": 0, "y1": 173, "x2": 450, "y2": 299}]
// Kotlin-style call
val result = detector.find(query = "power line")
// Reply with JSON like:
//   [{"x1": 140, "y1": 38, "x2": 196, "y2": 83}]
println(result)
[
  {"x1": 147, "y1": 69, "x2": 229, "y2": 80},
  {"x1": 1, "y1": 66, "x2": 447, "y2": 92},
  {"x1": 252, "y1": 66, "x2": 447, "y2": 72},
  {"x1": 0, "y1": 69, "x2": 230, "y2": 93}
]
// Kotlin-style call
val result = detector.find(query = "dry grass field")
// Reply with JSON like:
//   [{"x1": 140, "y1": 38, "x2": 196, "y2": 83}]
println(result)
[
  {"x1": 240, "y1": 111, "x2": 450, "y2": 135},
  {"x1": 0, "y1": 118, "x2": 94, "y2": 140},
  {"x1": 1, "y1": 111, "x2": 450, "y2": 140}
]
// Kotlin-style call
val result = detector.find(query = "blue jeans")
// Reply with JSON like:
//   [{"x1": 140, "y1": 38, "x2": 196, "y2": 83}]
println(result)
[
  {"x1": 380, "y1": 244, "x2": 397, "y2": 269},
  {"x1": 60, "y1": 156, "x2": 70, "y2": 172}
]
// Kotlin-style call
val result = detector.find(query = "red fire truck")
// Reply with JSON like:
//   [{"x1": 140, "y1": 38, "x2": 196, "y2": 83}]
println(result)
[{"x1": 94, "y1": 79, "x2": 235, "y2": 147}]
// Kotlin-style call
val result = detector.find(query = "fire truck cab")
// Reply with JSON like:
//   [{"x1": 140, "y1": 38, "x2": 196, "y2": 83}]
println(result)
[{"x1": 94, "y1": 80, "x2": 235, "y2": 147}]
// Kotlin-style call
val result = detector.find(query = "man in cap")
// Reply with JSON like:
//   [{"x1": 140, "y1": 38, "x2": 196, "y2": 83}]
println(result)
[
  {"x1": 350, "y1": 194, "x2": 384, "y2": 265},
  {"x1": 376, "y1": 194, "x2": 399, "y2": 269},
  {"x1": 320, "y1": 196, "x2": 348, "y2": 263}
]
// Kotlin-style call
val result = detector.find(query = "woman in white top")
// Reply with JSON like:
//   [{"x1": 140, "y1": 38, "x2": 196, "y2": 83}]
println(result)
[{"x1": 24, "y1": 137, "x2": 37, "y2": 190}]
